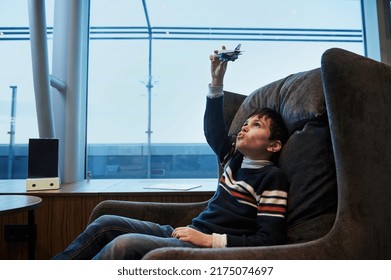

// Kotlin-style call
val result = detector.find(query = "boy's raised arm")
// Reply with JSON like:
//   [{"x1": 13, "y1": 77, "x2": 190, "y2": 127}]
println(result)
[{"x1": 204, "y1": 46, "x2": 235, "y2": 165}]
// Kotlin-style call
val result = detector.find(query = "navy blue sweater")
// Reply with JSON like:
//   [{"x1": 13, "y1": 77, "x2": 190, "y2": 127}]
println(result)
[{"x1": 190, "y1": 95, "x2": 289, "y2": 247}]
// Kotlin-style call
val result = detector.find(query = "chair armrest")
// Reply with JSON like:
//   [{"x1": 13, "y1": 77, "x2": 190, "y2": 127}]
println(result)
[
  {"x1": 88, "y1": 200, "x2": 208, "y2": 228},
  {"x1": 143, "y1": 238, "x2": 332, "y2": 260}
]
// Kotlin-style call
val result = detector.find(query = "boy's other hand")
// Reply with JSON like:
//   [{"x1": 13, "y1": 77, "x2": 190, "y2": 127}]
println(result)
[{"x1": 172, "y1": 226, "x2": 212, "y2": 248}]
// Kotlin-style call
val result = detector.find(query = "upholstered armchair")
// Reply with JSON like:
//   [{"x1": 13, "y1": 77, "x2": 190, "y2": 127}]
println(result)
[{"x1": 88, "y1": 48, "x2": 391, "y2": 259}]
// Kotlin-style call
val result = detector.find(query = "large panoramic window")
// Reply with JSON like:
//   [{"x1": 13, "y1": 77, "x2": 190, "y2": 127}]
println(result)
[
  {"x1": 0, "y1": 0, "x2": 364, "y2": 179},
  {"x1": 86, "y1": 0, "x2": 364, "y2": 179}
]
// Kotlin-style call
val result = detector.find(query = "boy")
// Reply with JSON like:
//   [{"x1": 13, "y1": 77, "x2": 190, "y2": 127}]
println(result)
[{"x1": 52, "y1": 47, "x2": 289, "y2": 259}]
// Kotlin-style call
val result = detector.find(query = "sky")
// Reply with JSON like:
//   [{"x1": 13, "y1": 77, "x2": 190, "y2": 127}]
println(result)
[{"x1": 0, "y1": 0, "x2": 364, "y2": 145}]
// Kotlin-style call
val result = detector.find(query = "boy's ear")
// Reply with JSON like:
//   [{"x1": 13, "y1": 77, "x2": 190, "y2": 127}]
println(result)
[{"x1": 267, "y1": 140, "x2": 282, "y2": 153}]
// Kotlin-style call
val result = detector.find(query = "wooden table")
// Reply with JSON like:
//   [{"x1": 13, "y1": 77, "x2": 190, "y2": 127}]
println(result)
[{"x1": 0, "y1": 195, "x2": 42, "y2": 259}]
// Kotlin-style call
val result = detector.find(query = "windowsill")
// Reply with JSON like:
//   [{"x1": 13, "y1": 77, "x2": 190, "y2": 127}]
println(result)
[{"x1": 0, "y1": 178, "x2": 217, "y2": 196}]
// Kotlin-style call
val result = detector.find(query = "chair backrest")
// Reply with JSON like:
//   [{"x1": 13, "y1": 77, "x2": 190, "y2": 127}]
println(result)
[
  {"x1": 320, "y1": 48, "x2": 391, "y2": 258},
  {"x1": 226, "y1": 68, "x2": 337, "y2": 243}
]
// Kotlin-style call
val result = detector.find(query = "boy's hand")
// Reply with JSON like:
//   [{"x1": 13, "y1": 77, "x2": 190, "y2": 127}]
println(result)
[
  {"x1": 210, "y1": 46, "x2": 228, "y2": 87},
  {"x1": 172, "y1": 226, "x2": 212, "y2": 248}
]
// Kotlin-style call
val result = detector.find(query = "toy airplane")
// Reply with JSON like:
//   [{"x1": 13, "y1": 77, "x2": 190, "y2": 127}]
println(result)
[{"x1": 216, "y1": 44, "x2": 243, "y2": 62}]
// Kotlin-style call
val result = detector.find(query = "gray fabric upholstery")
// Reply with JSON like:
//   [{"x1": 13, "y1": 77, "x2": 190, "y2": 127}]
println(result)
[
  {"x1": 229, "y1": 68, "x2": 326, "y2": 135},
  {"x1": 89, "y1": 48, "x2": 391, "y2": 259},
  {"x1": 223, "y1": 90, "x2": 247, "y2": 130},
  {"x1": 281, "y1": 121, "x2": 336, "y2": 243},
  {"x1": 88, "y1": 200, "x2": 208, "y2": 228}
]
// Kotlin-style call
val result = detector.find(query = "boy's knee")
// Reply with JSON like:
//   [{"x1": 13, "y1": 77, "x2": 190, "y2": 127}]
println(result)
[
  {"x1": 92, "y1": 214, "x2": 116, "y2": 224},
  {"x1": 88, "y1": 215, "x2": 119, "y2": 231}
]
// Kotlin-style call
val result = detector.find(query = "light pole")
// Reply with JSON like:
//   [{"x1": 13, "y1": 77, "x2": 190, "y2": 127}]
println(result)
[
  {"x1": 8, "y1": 86, "x2": 17, "y2": 179},
  {"x1": 143, "y1": 0, "x2": 153, "y2": 178}
]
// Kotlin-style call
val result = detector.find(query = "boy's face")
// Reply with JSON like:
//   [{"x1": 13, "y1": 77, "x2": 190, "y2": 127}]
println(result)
[{"x1": 236, "y1": 114, "x2": 281, "y2": 160}]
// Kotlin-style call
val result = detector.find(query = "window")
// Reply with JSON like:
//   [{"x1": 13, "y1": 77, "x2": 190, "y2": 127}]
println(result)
[
  {"x1": 1, "y1": 0, "x2": 364, "y2": 180},
  {"x1": 86, "y1": 0, "x2": 363, "y2": 179},
  {"x1": 0, "y1": 0, "x2": 54, "y2": 178}
]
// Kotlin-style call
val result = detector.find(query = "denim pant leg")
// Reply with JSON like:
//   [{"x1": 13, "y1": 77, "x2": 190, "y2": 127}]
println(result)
[
  {"x1": 52, "y1": 215, "x2": 176, "y2": 260},
  {"x1": 93, "y1": 233, "x2": 197, "y2": 260}
]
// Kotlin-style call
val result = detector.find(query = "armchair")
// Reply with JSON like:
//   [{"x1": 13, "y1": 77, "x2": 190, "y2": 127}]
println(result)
[{"x1": 88, "y1": 48, "x2": 391, "y2": 259}]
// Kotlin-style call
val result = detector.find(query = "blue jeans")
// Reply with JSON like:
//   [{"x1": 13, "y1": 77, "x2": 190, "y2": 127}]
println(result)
[{"x1": 52, "y1": 215, "x2": 197, "y2": 260}]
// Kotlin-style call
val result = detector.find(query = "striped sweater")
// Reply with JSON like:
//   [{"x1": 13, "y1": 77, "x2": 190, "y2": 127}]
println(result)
[{"x1": 190, "y1": 95, "x2": 289, "y2": 247}]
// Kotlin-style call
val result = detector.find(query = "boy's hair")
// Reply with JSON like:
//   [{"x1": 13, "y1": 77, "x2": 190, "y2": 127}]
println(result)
[{"x1": 248, "y1": 107, "x2": 289, "y2": 145}]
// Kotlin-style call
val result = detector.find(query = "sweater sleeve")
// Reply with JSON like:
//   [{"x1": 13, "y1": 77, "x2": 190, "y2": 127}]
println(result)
[
  {"x1": 226, "y1": 168, "x2": 289, "y2": 247},
  {"x1": 204, "y1": 87, "x2": 235, "y2": 165}
]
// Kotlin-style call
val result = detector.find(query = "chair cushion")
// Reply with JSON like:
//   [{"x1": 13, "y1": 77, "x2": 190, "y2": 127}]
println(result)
[
  {"x1": 228, "y1": 68, "x2": 337, "y2": 243},
  {"x1": 229, "y1": 68, "x2": 326, "y2": 134},
  {"x1": 280, "y1": 121, "x2": 337, "y2": 243}
]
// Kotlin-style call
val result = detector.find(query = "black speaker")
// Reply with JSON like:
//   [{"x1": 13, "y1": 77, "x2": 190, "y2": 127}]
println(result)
[{"x1": 26, "y1": 138, "x2": 60, "y2": 190}]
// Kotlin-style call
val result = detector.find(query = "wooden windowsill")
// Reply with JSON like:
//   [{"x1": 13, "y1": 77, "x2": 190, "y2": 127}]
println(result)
[{"x1": 0, "y1": 178, "x2": 217, "y2": 197}]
